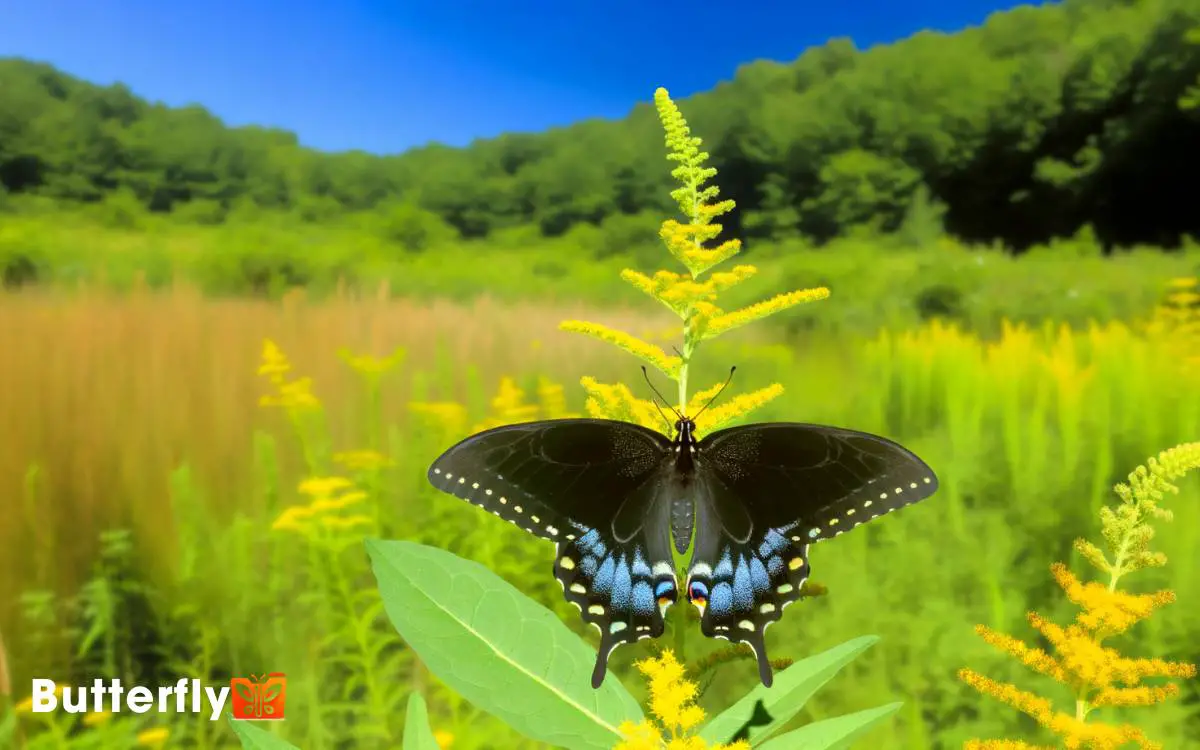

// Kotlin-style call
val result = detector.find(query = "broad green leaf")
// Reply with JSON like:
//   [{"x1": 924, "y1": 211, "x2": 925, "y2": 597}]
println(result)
[
  {"x1": 227, "y1": 716, "x2": 301, "y2": 750},
  {"x1": 699, "y1": 635, "x2": 879, "y2": 746},
  {"x1": 756, "y1": 702, "x2": 904, "y2": 750},
  {"x1": 366, "y1": 539, "x2": 643, "y2": 750},
  {"x1": 403, "y1": 693, "x2": 442, "y2": 750}
]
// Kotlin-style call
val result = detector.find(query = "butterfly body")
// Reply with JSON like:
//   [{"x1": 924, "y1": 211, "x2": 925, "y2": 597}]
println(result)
[{"x1": 427, "y1": 416, "x2": 937, "y2": 688}]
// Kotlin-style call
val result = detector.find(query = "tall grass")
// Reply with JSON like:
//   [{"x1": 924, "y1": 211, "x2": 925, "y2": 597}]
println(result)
[{"x1": 0, "y1": 286, "x2": 1196, "y2": 748}]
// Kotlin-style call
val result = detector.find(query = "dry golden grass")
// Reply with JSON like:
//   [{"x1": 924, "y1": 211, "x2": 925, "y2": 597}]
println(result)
[{"x1": 0, "y1": 284, "x2": 677, "y2": 636}]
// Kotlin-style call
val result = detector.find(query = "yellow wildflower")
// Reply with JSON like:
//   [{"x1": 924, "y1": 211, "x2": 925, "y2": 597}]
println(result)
[
  {"x1": 257, "y1": 339, "x2": 291, "y2": 383},
  {"x1": 559, "y1": 321, "x2": 683, "y2": 379},
  {"x1": 297, "y1": 476, "x2": 355, "y2": 498},
  {"x1": 702, "y1": 288, "x2": 830, "y2": 340},
  {"x1": 960, "y1": 443, "x2": 1199, "y2": 749},
  {"x1": 692, "y1": 384, "x2": 784, "y2": 436},
  {"x1": 616, "y1": 650, "x2": 750, "y2": 750},
  {"x1": 580, "y1": 376, "x2": 668, "y2": 433},
  {"x1": 434, "y1": 729, "x2": 455, "y2": 748},
  {"x1": 136, "y1": 727, "x2": 170, "y2": 747}
]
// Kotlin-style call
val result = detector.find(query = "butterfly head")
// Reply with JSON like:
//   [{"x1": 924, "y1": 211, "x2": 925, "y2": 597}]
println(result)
[{"x1": 673, "y1": 417, "x2": 698, "y2": 445}]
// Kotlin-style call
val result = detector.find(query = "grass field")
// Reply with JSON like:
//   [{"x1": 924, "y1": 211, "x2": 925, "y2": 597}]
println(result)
[{"x1": 1, "y1": 278, "x2": 1197, "y2": 749}]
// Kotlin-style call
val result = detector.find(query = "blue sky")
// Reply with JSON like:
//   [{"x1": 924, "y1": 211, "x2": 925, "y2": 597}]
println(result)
[{"x1": 1, "y1": 0, "x2": 1043, "y2": 154}]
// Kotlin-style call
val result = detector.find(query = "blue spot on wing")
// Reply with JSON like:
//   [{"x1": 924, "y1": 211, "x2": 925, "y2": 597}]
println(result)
[
  {"x1": 749, "y1": 557, "x2": 770, "y2": 593},
  {"x1": 594, "y1": 557, "x2": 616, "y2": 595},
  {"x1": 581, "y1": 556, "x2": 599, "y2": 577},
  {"x1": 578, "y1": 529, "x2": 607, "y2": 557},
  {"x1": 655, "y1": 580, "x2": 675, "y2": 598},
  {"x1": 632, "y1": 548, "x2": 651, "y2": 577},
  {"x1": 709, "y1": 582, "x2": 734, "y2": 616},
  {"x1": 715, "y1": 551, "x2": 733, "y2": 578},
  {"x1": 612, "y1": 558, "x2": 633, "y2": 609},
  {"x1": 632, "y1": 581, "x2": 655, "y2": 615},
  {"x1": 758, "y1": 530, "x2": 789, "y2": 558},
  {"x1": 767, "y1": 555, "x2": 784, "y2": 577},
  {"x1": 732, "y1": 558, "x2": 754, "y2": 610}
]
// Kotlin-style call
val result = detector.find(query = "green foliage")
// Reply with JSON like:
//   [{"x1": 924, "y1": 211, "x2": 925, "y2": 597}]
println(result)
[
  {"x1": 402, "y1": 694, "x2": 442, "y2": 750},
  {"x1": 698, "y1": 637, "x2": 879, "y2": 745},
  {"x1": 228, "y1": 717, "x2": 300, "y2": 749},
  {"x1": 374, "y1": 201, "x2": 457, "y2": 252},
  {"x1": 2, "y1": 0, "x2": 1200, "y2": 248},
  {"x1": 367, "y1": 539, "x2": 645, "y2": 749},
  {"x1": 755, "y1": 704, "x2": 904, "y2": 750}
]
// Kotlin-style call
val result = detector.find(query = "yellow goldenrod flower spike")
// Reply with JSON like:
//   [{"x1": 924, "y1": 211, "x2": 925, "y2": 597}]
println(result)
[
  {"x1": 692, "y1": 384, "x2": 785, "y2": 436},
  {"x1": 257, "y1": 339, "x2": 291, "y2": 382},
  {"x1": 702, "y1": 288, "x2": 831, "y2": 340},
  {"x1": 618, "y1": 649, "x2": 751, "y2": 750},
  {"x1": 560, "y1": 321, "x2": 683, "y2": 379},
  {"x1": 580, "y1": 377, "x2": 668, "y2": 434},
  {"x1": 959, "y1": 442, "x2": 1199, "y2": 749},
  {"x1": 659, "y1": 220, "x2": 741, "y2": 278}
]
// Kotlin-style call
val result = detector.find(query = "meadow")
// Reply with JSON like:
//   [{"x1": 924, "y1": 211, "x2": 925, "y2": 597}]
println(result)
[{"x1": 1, "y1": 267, "x2": 1197, "y2": 748}]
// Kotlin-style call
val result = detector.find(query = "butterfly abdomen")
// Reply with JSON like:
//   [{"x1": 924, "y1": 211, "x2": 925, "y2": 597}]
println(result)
[{"x1": 670, "y1": 495, "x2": 693, "y2": 555}]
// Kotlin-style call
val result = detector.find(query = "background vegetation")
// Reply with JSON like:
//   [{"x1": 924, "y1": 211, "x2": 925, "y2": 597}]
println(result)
[{"x1": 1, "y1": 0, "x2": 1199, "y2": 747}]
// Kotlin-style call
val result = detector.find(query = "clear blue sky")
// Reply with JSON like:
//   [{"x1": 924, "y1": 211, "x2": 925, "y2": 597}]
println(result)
[{"x1": 1, "y1": 0, "x2": 1043, "y2": 155}]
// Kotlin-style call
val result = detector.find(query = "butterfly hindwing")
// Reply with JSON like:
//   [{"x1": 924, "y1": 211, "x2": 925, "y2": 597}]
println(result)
[
  {"x1": 685, "y1": 483, "x2": 812, "y2": 687},
  {"x1": 427, "y1": 418, "x2": 672, "y2": 542},
  {"x1": 685, "y1": 422, "x2": 939, "y2": 686},
  {"x1": 554, "y1": 504, "x2": 679, "y2": 687}
]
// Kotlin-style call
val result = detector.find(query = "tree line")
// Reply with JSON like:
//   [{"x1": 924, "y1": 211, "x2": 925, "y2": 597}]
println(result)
[{"x1": 1, "y1": 0, "x2": 1198, "y2": 250}]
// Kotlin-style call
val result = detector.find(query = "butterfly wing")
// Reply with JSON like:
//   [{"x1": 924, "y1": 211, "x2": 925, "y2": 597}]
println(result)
[
  {"x1": 685, "y1": 423, "x2": 939, "y2": 686},
  {"x1": 427, "y1": 418, "x2": 681, "y2": 687}
]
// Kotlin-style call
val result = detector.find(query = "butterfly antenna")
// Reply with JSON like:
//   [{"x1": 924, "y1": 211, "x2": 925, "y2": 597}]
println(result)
[
  {"x1": 691, "y1": 366, "x2": 737, "y2": 421},
  {"x1": 641, "y1": 366, "x2": 681, "y2": 428}
]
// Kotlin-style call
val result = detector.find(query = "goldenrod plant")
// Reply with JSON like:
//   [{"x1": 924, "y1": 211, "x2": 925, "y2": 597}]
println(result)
[
  {"x1": 959, "y1": 442, "x2": 1200, "y2": 749},
  {"x1": 561, "y1": 88, "x2": 827, "y2": 437}
]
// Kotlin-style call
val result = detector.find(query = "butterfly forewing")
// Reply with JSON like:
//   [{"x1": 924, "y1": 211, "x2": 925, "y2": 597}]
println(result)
[
  {"x1": 684, "y1": 422, "x2": 939, "y2": 685},
  {"x1": 427, "y1": 419, "x2": 681, "y2": 685},
  {"x1": 698, "y1": 422, "x2": 939, "y2": 542},
  {"x1": 427, "y1": 419, "x2": 671, "y2": 541}
]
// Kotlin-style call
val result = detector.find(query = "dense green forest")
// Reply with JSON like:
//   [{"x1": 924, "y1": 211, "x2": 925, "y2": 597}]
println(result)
[{"x1": 1, "y1": 0, "x2": 1199, "y2": 252}]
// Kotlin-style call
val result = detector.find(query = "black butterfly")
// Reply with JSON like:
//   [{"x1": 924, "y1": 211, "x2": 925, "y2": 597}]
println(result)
[{"x1": 427, "y1": 413, "x2": 937, "y2": 688}]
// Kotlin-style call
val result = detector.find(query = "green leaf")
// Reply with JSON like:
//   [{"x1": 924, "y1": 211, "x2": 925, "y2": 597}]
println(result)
[
  {"x1": 366, "y1": 539, "x2": 643, "y2": 750},
  {"x1": 699, "y1": 635, "x2": 879, "y2": 746},
  {"x1": 755, "y1": 702, "x2": 904, "y2": 750},
  {"x1": 227, "y1": 716, "x2": 301, "y2": 749},
  {"x1": 403, "y1": 693, "x2": 442, "y2": 750}
]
